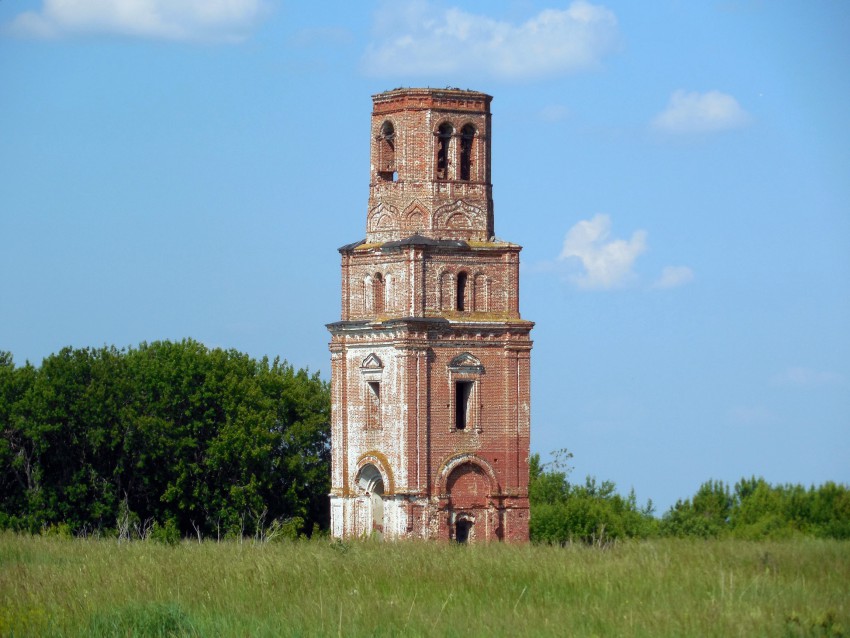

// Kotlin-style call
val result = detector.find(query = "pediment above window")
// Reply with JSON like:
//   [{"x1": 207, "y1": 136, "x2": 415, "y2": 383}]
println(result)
[
  {"x1": 360, "y1": 353, "x2": 383, "y2": 370},
  {"x1": 448, "y1": 352, "x2": 484, "y2": 374}
]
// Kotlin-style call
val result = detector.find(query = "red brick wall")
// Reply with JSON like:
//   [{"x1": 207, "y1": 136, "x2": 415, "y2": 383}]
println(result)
[
  {"x1": 367, "y1": 89, "x2": 494, "y2": 243},
  {"x1": 329, "y1": 89, "x2": 532, "y2": 543}
]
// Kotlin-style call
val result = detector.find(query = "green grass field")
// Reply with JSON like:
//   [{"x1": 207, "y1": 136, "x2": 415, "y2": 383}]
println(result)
[{"x1": 1, "y1": 532, "x2": 847, "y2": 637}]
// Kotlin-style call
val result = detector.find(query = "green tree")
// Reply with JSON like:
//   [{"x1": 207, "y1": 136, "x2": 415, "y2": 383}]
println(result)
[
  {"x1": 529, "y1": 449, "x2": 657, "y2": 544},
  {"x1": 661, "y1": 480, "x2": 732, "y2": 538},
  {"x1": 0, "y1": 353, "x2": 39, "y2": 530},
  {"x1": 0, "y1": 341, "x2": 331, "y2": 539},
  {"x1": 662, "y1": 477, "x2": 850, "y2": 540}
]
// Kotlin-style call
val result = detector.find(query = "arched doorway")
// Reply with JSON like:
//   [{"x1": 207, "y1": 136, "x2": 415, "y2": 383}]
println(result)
[
  {"x1": 455, "y1": 516, "x2": 473, "y2": 543},
  {"x1": 356, "y1": 464, "x2": 385, "y2": 538},
  {"x1": 446, "y1": 462, "x2": 489, "y2": 542}
]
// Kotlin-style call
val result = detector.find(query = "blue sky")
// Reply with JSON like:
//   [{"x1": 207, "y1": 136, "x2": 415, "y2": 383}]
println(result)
[{"x1": 2, "y1": 0, "x2": 848, "y2": 513}]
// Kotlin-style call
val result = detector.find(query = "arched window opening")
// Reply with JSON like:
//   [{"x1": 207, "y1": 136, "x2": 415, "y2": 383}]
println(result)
[
  {"x1": 373, "y1": 273, "x2": 385, "y2": 315},
  {"x1": 456, "y1": 271, "x2": 468, "y2": 311},
  {"x1": 378, "y1": 121, "x2": 396, "y2": 182},
  {"x1": 436, "y1": 123, "x2": 453, "y2": 180},
  {"x1": 459, "y1": 124, "x2": 475, "y2": 181},
  {"x1": 357, "y1": 463, "x2": 384, "y2": 494},
  {"x1": 357, "y1": 464, "x2": 385, "y2": 537}
]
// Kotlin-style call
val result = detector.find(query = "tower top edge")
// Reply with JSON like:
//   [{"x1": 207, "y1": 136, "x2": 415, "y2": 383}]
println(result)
[{"x1": 372, "y1": 87, "x2": 492, "y2": 111}]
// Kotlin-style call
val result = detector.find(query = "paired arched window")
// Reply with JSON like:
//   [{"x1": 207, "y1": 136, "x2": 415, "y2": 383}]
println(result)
[
  {"x1": 435, "y1": 122, "x2": 476, "y2": 181},
  {"x1": 440, "y1": 270, "x2": 482, "y2": 312}
]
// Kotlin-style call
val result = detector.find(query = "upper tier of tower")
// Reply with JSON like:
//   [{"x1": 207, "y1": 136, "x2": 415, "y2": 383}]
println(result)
[{"x1": 367, "y1": 88, "x2": 494, "y2": 243}]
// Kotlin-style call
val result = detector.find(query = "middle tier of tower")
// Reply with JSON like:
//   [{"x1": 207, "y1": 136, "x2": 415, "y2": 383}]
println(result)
[{"x1": 338, "y1": 238, "x2": 524, "y2": 322}]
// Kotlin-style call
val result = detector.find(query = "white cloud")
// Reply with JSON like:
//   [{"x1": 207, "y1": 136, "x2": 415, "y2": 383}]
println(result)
[
  {"x1": 652, "y1": 265, "x2": 694, "y2": 289},
  {"x1": 772, "y1": 367, "x2": 845, "y2": 388},
  {"x1": 652, "y1": 90, "x2": 751, "y2": 134},
  {"x1": 362, "y1": 0, "x2": 620, "y2": 79},
  {"x1": 558, "y1": 214, "x2": 646, "y2": 289},
  {"x1": 539, "y1": 104, "x2": 570, "y2": 122},
  {"x1": 7, "y1": 0, "x2": 267, "y2": 42}
]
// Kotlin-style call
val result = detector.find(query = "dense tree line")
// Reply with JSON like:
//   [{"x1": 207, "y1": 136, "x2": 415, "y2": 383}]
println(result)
[
  {"x1": 661, "y1": 477, "x2": 850, "y2": 540},
  {"x1": 529, "y1": 450, "x2": 850, "y2": 544},
  {"x1": 3, "y1": 343, "x2": 847, "y2": 543},
  {"x1": 0, "y1": 341, "x2": 330, "y2": 539}
]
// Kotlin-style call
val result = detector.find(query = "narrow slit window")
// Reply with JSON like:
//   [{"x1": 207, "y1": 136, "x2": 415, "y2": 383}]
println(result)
[
  {"x1": 455, "y1": 381, "x2": 473, "y2": 430},
  {"x1": 367, "y1": 381, "x2": 381, "y2": 428},
  {"x1": 456, "y1": 272, "x2": 467, "y2": 311},
  {"x1": 459, "y1": 124, "x2": 475, "y2": 181},
  {"x1": 436, "y1": 123, "x2": 453, "y2": 180}
]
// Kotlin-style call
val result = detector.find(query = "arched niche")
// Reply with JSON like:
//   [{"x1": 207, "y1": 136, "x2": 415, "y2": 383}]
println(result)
[{"x1": 355, "y1": 463, "x2": 385, "y2": 538}]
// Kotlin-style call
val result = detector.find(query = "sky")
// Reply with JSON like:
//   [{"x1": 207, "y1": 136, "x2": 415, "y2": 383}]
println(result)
[{"x1": 1, "y1": 0, "x2": 848, "y2": 513}]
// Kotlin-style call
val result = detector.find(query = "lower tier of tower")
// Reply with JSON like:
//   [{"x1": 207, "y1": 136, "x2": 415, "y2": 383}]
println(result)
[
  {"x1": 330, "y1": 493, "x2": 529, "y2": 543},
  {"x1": 327, "y1": 316, "x2": 533, "y2": 543}
]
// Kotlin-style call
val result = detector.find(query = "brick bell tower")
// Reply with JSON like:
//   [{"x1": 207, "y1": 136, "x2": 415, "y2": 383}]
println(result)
[{"x1": 327, "y1": 88, "x2": 533, "y2": 542}]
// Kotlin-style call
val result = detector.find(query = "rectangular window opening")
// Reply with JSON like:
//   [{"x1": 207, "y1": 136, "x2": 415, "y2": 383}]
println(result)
[
  {"x1": 367, "y1": 381, "x2": 381, "y2": 429},
  {"x1": 455, "y1": 381, "x2": 473, "y2": 430},
  {"x1": 368, "y1": 381, "x2": 380, "y2": 401}
]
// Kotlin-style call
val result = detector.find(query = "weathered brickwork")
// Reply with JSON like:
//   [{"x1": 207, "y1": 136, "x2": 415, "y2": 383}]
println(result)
[{"x1": 328, "y1": 88, "x2": 533, "y2": 543}]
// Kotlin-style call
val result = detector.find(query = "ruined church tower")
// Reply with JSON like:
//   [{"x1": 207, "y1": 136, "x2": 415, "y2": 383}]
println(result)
[{"x1": 328, "y1": 88, "x2": 533, "y2": 542}]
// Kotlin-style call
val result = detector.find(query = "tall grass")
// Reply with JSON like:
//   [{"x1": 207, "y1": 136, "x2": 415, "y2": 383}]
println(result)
[{"x1": 1, "y1": 532, "x2": 847, "y2": 636}]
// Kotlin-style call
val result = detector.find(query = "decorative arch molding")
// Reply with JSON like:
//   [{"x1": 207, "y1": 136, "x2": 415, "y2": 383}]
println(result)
[
  {"x1": 446, "y1": 213, "x2": 473, "y2": 229},
  {"x1": 436, "y1": 453, "x2": 500, "y2": 498},
  {"x1": 402, "y1": 200, "x2": 430, "y2": 231},
  {"x1": 374, "y1": 214, "x2": 395, "y2": 229},
  {"x1": 432, "y1": 200, "x2": 485, "y2": 231},
  {"x1": 367, "y1": 203, "x2": 399, "y2": 232},
  {"x1": 354, "y1": 450, "x2": 395, "y2": 495}
]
